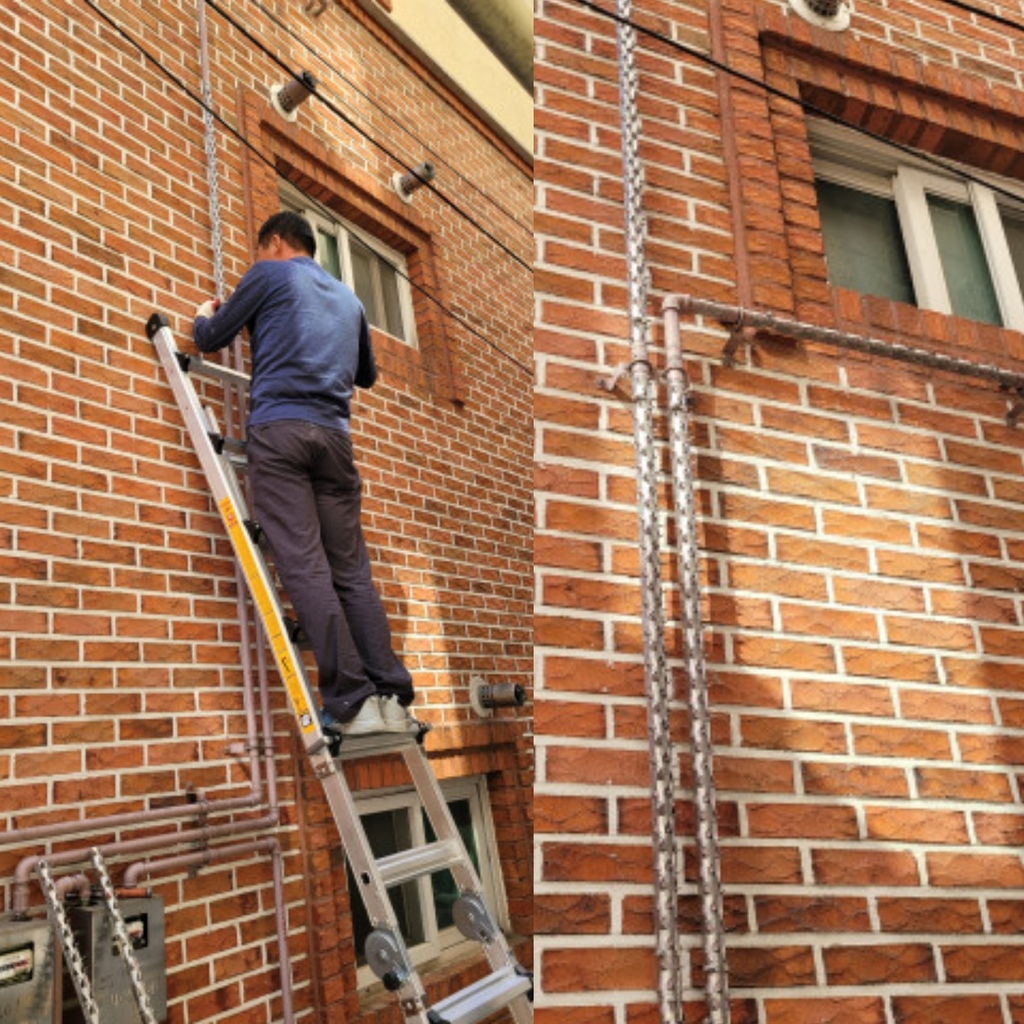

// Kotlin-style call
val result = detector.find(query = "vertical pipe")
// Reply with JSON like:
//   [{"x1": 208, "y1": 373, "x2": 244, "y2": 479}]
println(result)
[
  {"x1": 664, "y1": 299, "x2": 730, "y2": 1024},
  {"x1": 709, "y1": 0, "x2": 753, "y2": 311},
  {"x1": 615, "y1": 2, "x2": 686, "y2": 1021}
]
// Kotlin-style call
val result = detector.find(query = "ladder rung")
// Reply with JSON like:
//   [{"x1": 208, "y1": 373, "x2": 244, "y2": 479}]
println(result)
[
  {"x1": 376, "y1": 840, "x2": 462, "y2": 888},
  {"x1": 189, "y1": 353, "x2": 251, "y2": 388},
  {"x1": 429, "y1": 967, "x2": 532, "y2": 1024},
  {"x1": 331, "y1": 724, "x2": 431, "y2": 760}
]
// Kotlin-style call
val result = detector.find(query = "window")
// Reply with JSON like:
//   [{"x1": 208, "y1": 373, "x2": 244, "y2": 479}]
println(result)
[
  {"x1": 281, "y1": 187, "x2": 417, "y2": 346},
  {"x1": 347, "y1": 777, "x2": 507, "y2": 986},
  {"x1": 811, "y1": 120, "x2": 1024, "y2": 331}
]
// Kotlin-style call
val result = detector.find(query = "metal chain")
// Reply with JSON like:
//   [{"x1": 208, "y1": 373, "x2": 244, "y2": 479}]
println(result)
[
  {"x1": 90, "y1": 848, "x2": 158, "y2": 1024},
  {"x1": 38, "y1": 860, "x2": 102, "y2": 1024},
  {"x1": 617, "y1": 1, "x2": 686, "y2": 1021},
  {"x1": 198, "y1": 0, "x2": 226, "y2": 300},
  {"x1": 667, "y1": 370, "x2": 730, "y2": 1024}
]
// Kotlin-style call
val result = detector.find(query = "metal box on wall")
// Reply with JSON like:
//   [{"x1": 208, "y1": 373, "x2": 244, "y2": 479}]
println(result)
[
  {"x1": 0, "y1": 917, "x2": 54, "y2": 1024},
  {"x1": 63, "y1": 896, "x2": 167, "y2": 1024}
]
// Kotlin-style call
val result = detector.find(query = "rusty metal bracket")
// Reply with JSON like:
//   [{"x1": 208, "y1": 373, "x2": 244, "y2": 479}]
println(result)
[{"x1": 1006, "y1": 387, "x2": 1024, "y2": 428}]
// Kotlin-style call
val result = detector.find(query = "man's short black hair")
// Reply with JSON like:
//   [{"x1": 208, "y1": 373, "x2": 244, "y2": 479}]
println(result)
[{"x1": 257, "y1": 211, "x2": 316, "y2": 257}]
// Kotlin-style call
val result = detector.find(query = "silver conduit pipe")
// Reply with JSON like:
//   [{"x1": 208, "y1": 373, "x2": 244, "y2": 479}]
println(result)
[
  {"x1": 663, "y1": 302, "x2": 730, "y2": 1024},
  {"x1": 614, "y1": 3, "x2": 686, "y2": 1021},
  {"x1": 660, "y1": 285, "x2": 1024, "y2": 1019},
  {"x1": 665, "y1": 295, "x2": 1024, "y2": 394}
]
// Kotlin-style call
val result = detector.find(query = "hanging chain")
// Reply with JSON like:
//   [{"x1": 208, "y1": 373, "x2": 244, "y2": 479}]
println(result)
[
  {"x1": 617, "y1": 1, "x2": 686, "y2": 1021},
  {"x1": 38, "y1": 860, "x2": 102, "y2": 1024},
  {"x1": 90, "y1": 848, "x2": 159, "y2": 1024},
  {"x1": 198, "y1": 0, "x2": 226, "y2": 300},
  {"x1": 667, "y1": 369, "x2": 731, "y2": 1024}
]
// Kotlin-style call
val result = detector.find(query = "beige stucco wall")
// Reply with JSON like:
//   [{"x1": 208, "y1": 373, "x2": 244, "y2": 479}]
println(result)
[{"x1": 380, "y1": 0, "x2": 533, "y2": 156}]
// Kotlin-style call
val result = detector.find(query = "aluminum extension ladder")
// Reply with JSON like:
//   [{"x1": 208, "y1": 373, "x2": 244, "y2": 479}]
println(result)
[{"x1": 146, "y1": 314, "x2": 532, "y2": 1024}]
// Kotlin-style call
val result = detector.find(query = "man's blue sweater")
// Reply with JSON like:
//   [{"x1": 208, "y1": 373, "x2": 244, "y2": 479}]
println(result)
[{"x1": 192, "y1": 256, "x2": 375, "y2": 432}]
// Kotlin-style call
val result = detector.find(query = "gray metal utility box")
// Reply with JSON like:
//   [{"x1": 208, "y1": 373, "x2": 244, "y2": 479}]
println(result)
[
  {"x1": 0, "y1": 916, "x2": 54, "y2": 1024},
  {"x1": 62, "y1": 896, "x2": 167, "y2": 1024}
]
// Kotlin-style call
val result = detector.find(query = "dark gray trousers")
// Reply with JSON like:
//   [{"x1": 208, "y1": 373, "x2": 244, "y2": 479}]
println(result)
[{"x1": 247, "y1": 419, "x2": 414, "y2": 722}]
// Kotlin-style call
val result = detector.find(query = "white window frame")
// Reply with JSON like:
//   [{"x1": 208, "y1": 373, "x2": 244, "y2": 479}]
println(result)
[
  {"x1": 352, "y1": 775, "x2": 508, "y2": 989},
  {"x1": 279, "y1": 185, "x2": 419, "y2": 348},
  {"x1": 810, "y1": 119, "x2": 1024, "y2": 331}
]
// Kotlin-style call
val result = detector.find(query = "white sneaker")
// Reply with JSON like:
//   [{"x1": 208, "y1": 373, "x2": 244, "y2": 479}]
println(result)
[
  {"x1": 379, "y1": 695, "x2": 416, "y2": 733},
  {"x1": 339, "y1": 697, "x2": 386, "y2": 736}
]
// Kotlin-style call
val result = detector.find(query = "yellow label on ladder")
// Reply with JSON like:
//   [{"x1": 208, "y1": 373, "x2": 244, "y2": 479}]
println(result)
[{"x1": 219, "y1": 495, "x2": 316, "y2": 735}]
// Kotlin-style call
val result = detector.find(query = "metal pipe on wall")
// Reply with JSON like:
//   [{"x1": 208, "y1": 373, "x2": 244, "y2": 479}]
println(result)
[
  {"x1": 659, "y1": 284, "x2": 1024, "y2": 1018},
  {"x1": 614, "y1": 2, "x2": 686, "y2": 1021},
  {"x1": 13, "y1": 813, "x2": 280, "y2": 917},
  {"x1": 663, "y1": 300, "x2": 731, "y2": 1024},
  {"x1": 125, "y1": 837, "x2": 295, "y2": 1024},
  {"x1": 667, "y1": 294, "x2": 1024, "y2": 393}
]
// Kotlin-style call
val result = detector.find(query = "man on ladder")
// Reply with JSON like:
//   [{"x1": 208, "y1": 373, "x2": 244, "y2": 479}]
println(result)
[{"x1": 193, "y1": 210, "x2": 416, "y2": 737}]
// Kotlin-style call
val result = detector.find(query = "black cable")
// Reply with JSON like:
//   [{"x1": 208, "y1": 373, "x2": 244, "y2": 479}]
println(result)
[
  {"x1": 931, "y1": 0, "x2": 1024, "y2": 36},
  {"x1": 240, "y1": 0, "x2": 533, "y2": 236},
  {"x1": 75, "y1": 0, "x2": 533, "y2": 380},
  {"x1": 204, "y1": 0, "x2": 533, "y2": 276},
  {"x1": 563, "y1": 0, "x2": 1024, "y2": 211}
]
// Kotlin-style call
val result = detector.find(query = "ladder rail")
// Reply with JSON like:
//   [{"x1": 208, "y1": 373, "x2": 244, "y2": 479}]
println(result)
[
  {"x1": 316, "y1": 754, "x2": 435, "y2": 1020},
  {"x1": 147, "y1": 314, "x2": 326, "y2": 756},
  {"x1": 403, "y1": 744, "x2": 532, "y2": 1019}
]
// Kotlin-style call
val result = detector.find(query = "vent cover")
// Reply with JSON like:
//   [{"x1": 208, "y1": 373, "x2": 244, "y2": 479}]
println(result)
[{"x1": 788, "y1": 0, "x2": 851, "y2": 31}]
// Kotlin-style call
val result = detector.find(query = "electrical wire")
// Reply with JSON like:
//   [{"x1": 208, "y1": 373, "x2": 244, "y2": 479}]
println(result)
[
  {"x1": 926, "y1": 0, "x2": 1024, "y2": 35},
  {"x1": 204, "y1": 0, "x2": 533, "y2": 275},
  {"x1": 75, "y1": 0, "x2": 533, "y2": 380},
  {"x1": 239, "y1": 0, "x2": 533, "y2": 236},
  {"x1": 561, "y1": 0, "x2": 1024, "y2": 211}
]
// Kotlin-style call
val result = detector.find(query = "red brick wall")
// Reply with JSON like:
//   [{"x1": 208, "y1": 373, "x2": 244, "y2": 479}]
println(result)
[
  {"x1": 0, "y1": 1, "x2": 532, "y2": 1021},
  {"x1": 536, "y1": 1, "x2": 1024, "y2": 1021}
]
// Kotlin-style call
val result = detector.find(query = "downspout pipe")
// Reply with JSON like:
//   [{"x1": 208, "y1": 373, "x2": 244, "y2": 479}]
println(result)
[
  {"x1": 709, "y1": 0, "x2": 753, "y2": 312},
  {"x1": 614, "y1": 3, "x2": 685, "y2": 1021},
  {"x1": 663, "y1": 298, "x2": 731, "y2": 1024}
]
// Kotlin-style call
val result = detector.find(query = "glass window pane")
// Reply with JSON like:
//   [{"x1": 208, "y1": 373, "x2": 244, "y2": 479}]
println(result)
[
  {"x1": 350, "y1": 236, "x2": 382, "y2": 329},
  {"x1": 379, "y1": 259, "x2": 406, "y2": 340},
  {"x1": 424, "y1": 799, "x2": 480, "y2": 932},
  {"x1": 927, "y1": 193, "x2": 1002, "y2": 326},
  {"x1": 815, "y1": 179, "x2": 916, "y2": 305},
  {"x1": 1001, "y1": 208, "x2": 1024, "y2": 297},
  {"x1": 316, "y1": 227, "x2": 342, "y2": 280},
  {"x1": 350, "y1": 808, "x2": 425, "y2": 964}
]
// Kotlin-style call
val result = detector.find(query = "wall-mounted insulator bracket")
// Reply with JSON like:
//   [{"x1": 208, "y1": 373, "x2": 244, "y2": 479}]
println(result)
[
  {"x1": 1006, "y1": 388, "x2": 1024, "y2": 428},
  {"x1": 722, "y1": 325, "x2": 757, "y2": 367}
]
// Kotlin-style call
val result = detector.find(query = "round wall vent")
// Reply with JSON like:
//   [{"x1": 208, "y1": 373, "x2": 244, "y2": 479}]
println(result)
[{"x1": 788, "y1": 0, "x2": 852, "y2": 31}]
